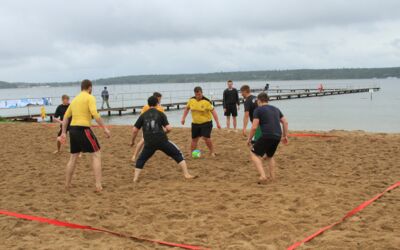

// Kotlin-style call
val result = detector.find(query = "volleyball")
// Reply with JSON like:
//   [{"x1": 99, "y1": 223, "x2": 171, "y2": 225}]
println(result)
[{"x1": 192, "y1": 149, "x2": 201, "y2": 159}]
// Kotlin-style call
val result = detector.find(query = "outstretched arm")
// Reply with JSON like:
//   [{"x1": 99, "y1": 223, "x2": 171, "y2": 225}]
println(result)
[
  {"x1": 181, "y1": 107, "x2": 190, "y2": 125},
  {"x1": 211, "y1": 109, "x2": 221, "y2": 129}
]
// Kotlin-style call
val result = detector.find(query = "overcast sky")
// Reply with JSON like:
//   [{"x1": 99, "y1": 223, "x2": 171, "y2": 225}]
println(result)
[{"x1": 1, "y1": 0, "x2": 400, "y2": 82}]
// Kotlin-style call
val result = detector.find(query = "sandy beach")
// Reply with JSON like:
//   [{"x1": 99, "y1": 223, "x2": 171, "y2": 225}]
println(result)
[{"x1": 0, "y1": 123, "x2": 399, "y2": 249}]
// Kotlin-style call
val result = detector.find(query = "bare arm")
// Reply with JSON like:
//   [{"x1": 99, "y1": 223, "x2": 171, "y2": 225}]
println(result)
[
  {"x1": 280, "y1": 116, "x2": 289, "y2": 144},
  {"x1": 131, "y1": 126, "x2": 139, "y2": 146},
  {"x1": 61, "y1": 117, "x2": 70, "y2": 134},
  {"x1": 242, "y1": 111, "x2": 250, "y2": 136},
  {"x1": 181, "y1": 107, "x2": 190, "y2": 125},
  {"x1": 211, "y1": 109, "x2": 221, "y2": 129},
  {"x1": 164, "y1": 124, "x2": 172, "y2": 134}
]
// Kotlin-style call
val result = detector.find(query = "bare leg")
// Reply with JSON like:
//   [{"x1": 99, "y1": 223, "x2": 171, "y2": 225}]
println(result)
[
  {"x1": 191, "y1": 137, "x2": 200, "y2": 152},
  {"x1": 91, "y1": 151, "x2": 102, "y2": 192},
  {"x1": 250, "y1": 152, "x2": 267, "y2": 181},
  {"x1": 233, "y1": 116, "x2": 237, "y2": 129},
  {"x1": 265, "y1": 157, "x2": 276, "y2": 180},
  {"x1": 178, "y1": 160, "x2": 195, "y2": 179},
  {"x1": 65, "y1": 153, "x2": 79, "y2": 190},
  {"x1": 133, "y1": 168, "x2": 142, "y2": 183},
  {"x1": 204, "y1": 137, "x2": 216, "y2": 156},
  {"x1": 132, "y1": 138, "x2": 145, "y2": 162},
  {"x1": 226, "y1": 116, "x2": 230, "y2": 129}
]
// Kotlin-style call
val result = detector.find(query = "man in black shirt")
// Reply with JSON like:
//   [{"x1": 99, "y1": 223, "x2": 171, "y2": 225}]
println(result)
[
  {"x1": 223, "y1": 80, "x2": 240, "y2": 129},
  {"x1": 240, "y1": 85, "x2": 258, "y2": 137},
  {"x1": 131, "y1": 96, "x2": 196, "y2": 182},
  {"x1": 247, "y1": 92, "x2": 289, "y2": 184},
  {"x1": 53, "y1": 95, "x2": 70, "y2": 153}
]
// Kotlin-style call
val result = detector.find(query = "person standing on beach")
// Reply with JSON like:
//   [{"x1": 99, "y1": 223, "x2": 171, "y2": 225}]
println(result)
[
  {"x1": 240, "y1": 85, "x2": 262, "y2": 139},
  {"x1": 58, "y1": 79, "x2": 111, "y2": 192},
  {"x1": 53, "y1": 95, "x2": 70, "y2": 154},
  {"x1": 131, "y1": 96, "x2": 195, "y2": 182},
  {"x1": 101, "y1": 86, "x2": 110, "y2": 109},
  {"x1": 247, "y1": 92, "x2": 288, "y2": 184},
  {"x1": 131, "y1": 92, "x2": 165, "y2": 162},
  {"x1": 181, "y1": 86, "x2": 222, "y2": 157},
  {"x1": 223, "y1": 80, "x2": 240, "y2": 129}
]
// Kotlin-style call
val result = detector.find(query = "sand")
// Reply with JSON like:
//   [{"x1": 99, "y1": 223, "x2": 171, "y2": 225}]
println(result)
[{"x1": 0, "y1": 123, "x2": 399, "y2": 250}]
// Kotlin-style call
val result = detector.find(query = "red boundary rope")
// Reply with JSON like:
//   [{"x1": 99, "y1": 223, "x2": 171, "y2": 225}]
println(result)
[
  {"x1": 287, "y1": 181, "x2": 400, "y2": 250},
  {"x1": 288, "y1": 133, "x2": 338, "y2": 138},
  {"x1": 0, "y1": 210, "x2": 209, "y2": 250}
]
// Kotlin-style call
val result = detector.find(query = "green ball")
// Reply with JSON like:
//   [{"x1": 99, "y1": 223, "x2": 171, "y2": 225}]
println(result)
[{"x1": 192, "y1": 150, "x2": 201, "y2": 159}]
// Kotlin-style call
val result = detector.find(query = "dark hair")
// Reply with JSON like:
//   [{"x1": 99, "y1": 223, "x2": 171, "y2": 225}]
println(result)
[
  {"x1": 147, "y1": 96, "x2": 158, "y2": 107},
  {"x1": 61, "y1": 95, "x2": 69, "y2": 100},
  {"x1": 81, "y1": 79, "x2": 92, "y2": 90},
  {"x1": 227, "y1": 80, "x2": 233, "y2": 83},
  {"x1": 104, "y1": 87, "x2": 107, "y2": 89},
  {"x1": 240, "y1": 85, "x2": 250, "y2": 93},
  {"x1": 153, "y1": 92, "x2": 162, "y2": 98},
  {"x1": 257, "y1": 92, "x2": 269, "y2": 102},
  {"x1": 194, "y1": 86, "x2": 203, "y2": 93}
]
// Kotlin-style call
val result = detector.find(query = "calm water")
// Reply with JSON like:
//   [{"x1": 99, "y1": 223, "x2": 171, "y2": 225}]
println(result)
[{"x1": 1, "y1": 79, "x2": 399, "y2": 132}]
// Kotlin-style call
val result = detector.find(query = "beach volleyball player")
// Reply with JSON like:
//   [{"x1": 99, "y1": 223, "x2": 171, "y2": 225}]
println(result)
[
  {"x1": 53, "y1": 95, "x2": 70, "y2": 154},
  {"x1": 131, "y1": 92, "x2": 164, "y2": 162},
  {"x1": 181, "y1": 86, "x2": 221, "y2": 157},
  {"x1": 130, "y1": 96, "x2": 195, "y2": 182},
  {"x1": 240, "y1": 85, "x2": 260, "y2": 138},
  {"x1": 58, "y1": 79, "x2": 111, "y2": 192},
  {"x1": 247, "y1": 92, "x2": 288, "y2": 184}
]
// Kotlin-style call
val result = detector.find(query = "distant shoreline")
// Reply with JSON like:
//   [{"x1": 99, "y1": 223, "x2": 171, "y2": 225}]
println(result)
[{"x1": 1, "y1": 67, "x2": 399, "y2": 89}]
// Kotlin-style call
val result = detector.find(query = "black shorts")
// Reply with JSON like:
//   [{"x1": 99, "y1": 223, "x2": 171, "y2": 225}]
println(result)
[
  {"x1": 191, "y1": 121, "x2": 213, "y2": 139},
  {"x1": 136, "y1": 140, "x2": 184, "y2": 169},
  {"x1": 224, "y1": 104, "x2": 238, "y2": 117},
  {"x1": 251, "y1": 137, "x2": 280, "y2": 158},
  {"x1": 69, "y1": 126, "x2": 101, "y2": 154}
]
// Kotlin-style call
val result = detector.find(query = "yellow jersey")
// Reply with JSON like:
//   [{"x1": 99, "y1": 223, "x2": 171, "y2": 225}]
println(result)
[
  {"x1": 186, "y1": 96, "x2": 214, "y2": 124},
  {"x1": 64, "y1": 91, "x2": 100, "y2": 127},
  {"x1": 141, "y1": 104, "x2": 165, "y2": 114}
]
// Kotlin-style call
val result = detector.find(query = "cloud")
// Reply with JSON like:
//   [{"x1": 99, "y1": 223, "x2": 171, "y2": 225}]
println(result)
[{"x1": 0, "y1": 0, "x2": 400, "y2": 82}]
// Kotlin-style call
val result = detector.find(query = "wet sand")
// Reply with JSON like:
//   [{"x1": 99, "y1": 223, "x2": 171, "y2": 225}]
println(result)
[{"x1": 0, "y1": 123, "x2": 399, "y2": 249}]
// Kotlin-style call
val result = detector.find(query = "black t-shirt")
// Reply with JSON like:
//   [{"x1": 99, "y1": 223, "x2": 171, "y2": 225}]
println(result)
[
  {"x1": 253, "y1": 105, "x2": 283, "y2": 140},
  {"x1": 223, "y1": 88, "x2": 240, "y2": 107},
  {"x1": 55, "y1": 104, "x2": 69, "y2": 121},
  {"x1": 244, "y1": 95, "x2": 258, "y2": 122},
  {"x1": 134, "y1": 109, "x2": 169, "y2": 147}
]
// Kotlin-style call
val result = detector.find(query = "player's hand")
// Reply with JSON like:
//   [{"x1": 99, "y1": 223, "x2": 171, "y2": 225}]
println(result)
[
  {"x1": 247, "y1": 138, "x2": 252, "y2": 146},
  {"x1": 281, "y1": 136, "x2": 288, "y2": 145},
  {"x1": 217, "y1": 123, "x2": 222, "y2": 129},
  {"x1": 57, "y1": 133, "x2": 67, "y2": 144},
  {"x1": 242, "y1": 129, "x2": 247, "y2": 137},
  {"x1": 181, "y1": 119, "x2": 185, "y2": 125},
  {"x1": 104, "y1": 128, "x2": 111, "y2": 138}
]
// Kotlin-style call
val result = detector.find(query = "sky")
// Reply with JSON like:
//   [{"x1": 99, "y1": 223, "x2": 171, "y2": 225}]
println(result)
[{"x1": 1, "y1": 0, "x2": 400, "y2": 82}]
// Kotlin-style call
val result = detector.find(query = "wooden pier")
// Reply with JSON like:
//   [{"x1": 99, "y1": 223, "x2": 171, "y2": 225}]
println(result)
[{"x1": 3, "y1": 86, "x2": 380, "y2": 121}]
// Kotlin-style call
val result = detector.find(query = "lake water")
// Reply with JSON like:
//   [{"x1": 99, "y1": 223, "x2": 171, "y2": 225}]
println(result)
[{"x1": 0, "y1": 79, "x2": 399, "y2": 132}]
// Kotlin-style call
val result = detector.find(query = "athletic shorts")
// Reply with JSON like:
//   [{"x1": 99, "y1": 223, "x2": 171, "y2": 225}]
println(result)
[
  {"x1": 135, "y1": 140, "x2": 184, "y2": 169},
  {"x1": 69, "y1": 126, "x2": 101, "y2": 154},
  {"x1": 251, "y1": 137, "x2": 280, "y2": 158},
  {"x1": 224, "y1": 104, "x2": 238, "y2": 117},
  {"x1": 191, "y1": 121, "x2": 213, "y2": 139}
]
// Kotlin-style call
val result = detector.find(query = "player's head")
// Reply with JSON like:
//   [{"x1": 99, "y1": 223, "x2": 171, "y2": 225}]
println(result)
[
  {"x1": 104, "y1": 86, "x2": 107, "y2": 90},
  {"x1": 194, "y1": 86, "x2": 203, "y2": 100},
  {"x1": 147, "y1": 96, "x2": 158, "y2": 107},
  {"x1": 153, "y1": 92, "x2": 162, "y2": 103},
  {"x1": 81, "y1": 79, "x2": 93, "y2": 94},
  {"x1": 61, "y1": 95, "x2": 70, "y2": 105},
  {"x1": 227, "y1": 80, "x2": 233, "y2": 89},
  {"x1": 257, "y1": 92, "x2": 269, "y2": 105},
  {"x1": 240, "y1": 85, "x2": 251, "y2": 98}
]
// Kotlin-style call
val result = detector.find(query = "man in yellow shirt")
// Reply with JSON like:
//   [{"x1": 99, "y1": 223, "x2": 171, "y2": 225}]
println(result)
[
  {"x1": 181, "y1": 86, "x2": 221, "y2": 157},
  {"x1": 131, "y1": 92, "x2": 164, "y2": 161},
  {"x1": 58, "y1": 79, "x2": 111, "y2": 192}
]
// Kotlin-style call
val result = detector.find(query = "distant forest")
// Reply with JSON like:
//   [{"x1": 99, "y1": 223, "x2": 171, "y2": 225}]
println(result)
[{"x1": 1, "y1": 67, "x2": 399, "y2": 89}]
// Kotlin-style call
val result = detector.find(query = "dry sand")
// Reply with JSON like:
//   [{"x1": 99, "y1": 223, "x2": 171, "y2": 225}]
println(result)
[{"x1": 0, "y1": 123, "x2": 399, "y2": 250}]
